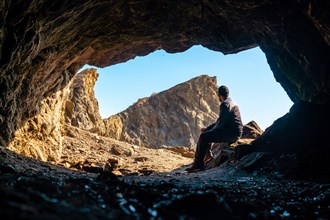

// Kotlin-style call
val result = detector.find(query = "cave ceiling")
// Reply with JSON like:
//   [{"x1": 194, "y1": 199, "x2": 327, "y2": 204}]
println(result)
[{"x1": 0, "y1": 0, "x2": 330, "y2": 148}]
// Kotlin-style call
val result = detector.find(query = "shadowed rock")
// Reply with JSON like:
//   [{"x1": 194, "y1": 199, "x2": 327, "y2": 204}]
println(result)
[
  {"x1": 0, "y1": 0, "x2": 330, "y2": 165},
  {"x1": 241, "y1": 120, "x2": 263, "y2": 139}
]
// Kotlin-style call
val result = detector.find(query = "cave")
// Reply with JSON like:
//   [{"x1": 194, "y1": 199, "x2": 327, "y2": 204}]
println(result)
[{"x1": 1, "y1": 1, "x2": 330, "y2": 219}]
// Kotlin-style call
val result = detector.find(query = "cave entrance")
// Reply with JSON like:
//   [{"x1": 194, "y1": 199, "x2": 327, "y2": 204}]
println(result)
[
  {"x1": 70, "y1": 45, "x2": 295, "y2": 174},
  {"x1": 84, "y1": 45, "x2": 293, "y2": 131}
]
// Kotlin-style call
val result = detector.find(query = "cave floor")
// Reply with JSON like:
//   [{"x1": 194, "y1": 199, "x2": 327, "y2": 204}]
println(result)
[{"x1": 0, "y1": 146, "x2": 329, "y2": 219}]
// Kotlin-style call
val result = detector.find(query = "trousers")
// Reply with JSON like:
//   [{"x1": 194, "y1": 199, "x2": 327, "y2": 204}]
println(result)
[{"x1": 193, "y1": 129, "x2": 239, "y2": 167}]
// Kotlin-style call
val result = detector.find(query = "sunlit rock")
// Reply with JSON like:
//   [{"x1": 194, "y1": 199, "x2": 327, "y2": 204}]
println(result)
[
  {"x1": 104, "y1": 75, "x2": 220, "y2": 148},
  {"x1": 104, "y1": 75, "x2": 262, "y2": 148},
  {"x1": 0, "y1": 0, "x2": 330, "y2": 164},
  {"x1": 64, "y1": 68, "x2": 105, "y2": 135}
]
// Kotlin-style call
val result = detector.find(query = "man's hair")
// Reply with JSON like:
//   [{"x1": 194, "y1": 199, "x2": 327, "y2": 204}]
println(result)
[{"x1": 217, "y1": 85, "x2": 229, "y2": 98}]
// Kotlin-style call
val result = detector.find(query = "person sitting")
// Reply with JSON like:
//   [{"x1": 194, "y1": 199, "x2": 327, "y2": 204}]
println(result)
[{"x1": 186, "y1": 85, "x2": 243, "y2": 172}]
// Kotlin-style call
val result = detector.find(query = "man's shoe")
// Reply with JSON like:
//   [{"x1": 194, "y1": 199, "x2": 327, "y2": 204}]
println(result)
[{"x1": 185, "y1": 165, "x2": 204, "y2": 173}]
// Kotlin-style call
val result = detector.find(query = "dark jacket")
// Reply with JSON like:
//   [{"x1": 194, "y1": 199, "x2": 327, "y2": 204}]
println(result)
[{"x1": 206, "y1": 97, "x2": 243, "y2": 138}]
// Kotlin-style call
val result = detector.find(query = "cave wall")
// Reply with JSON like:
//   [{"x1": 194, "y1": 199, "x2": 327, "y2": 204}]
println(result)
[
  {"x1": 7, "y1": 79, "x2": 71, "y2": 162},
  {"x1": 0, "y1": 0, "x2": 330, "y2": 161}
]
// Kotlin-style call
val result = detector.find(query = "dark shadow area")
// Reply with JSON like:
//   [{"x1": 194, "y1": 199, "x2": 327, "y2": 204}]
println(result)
[
  {"x1": 1, "y1": 0, "x2": 329, "y2": 158},
  {"x1": 1, "y1": 146, "x2": 330, "y2": 219},
  {"x1": 1, "y1": 1, "x2": 330, "y2": 219}
]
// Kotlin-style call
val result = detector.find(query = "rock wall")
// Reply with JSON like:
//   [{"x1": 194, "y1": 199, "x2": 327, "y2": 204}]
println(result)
[
  {"x1": 253, "y1": 101, "x2": 330, "y2": 154},
  {"x1": 8, "y1": 70, "x2": 74, "y2": 162},
  {"x1": 103, "y1": 75, "x2": 262, "y2": 148},
  {"x1": 104, "y1": 75, "x2": 220, "y2": 148},
  {"x1": 0, "y1": 1, "x2": 330, "y2": 161},
  {"x1": 8, "y1": 68, "x2": 105, "y2": 162},
  {"x1": 8, "y1": 65, "x2": 263, "y2": 161},
  {"x1": 64, "y1": 68, "x2": 105, "y2": 135}
]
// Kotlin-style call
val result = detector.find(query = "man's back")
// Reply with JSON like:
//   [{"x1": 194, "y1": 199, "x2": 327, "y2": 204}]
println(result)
[{"x1": 214, "y1": 97, "x2": 243, "y2": 138}]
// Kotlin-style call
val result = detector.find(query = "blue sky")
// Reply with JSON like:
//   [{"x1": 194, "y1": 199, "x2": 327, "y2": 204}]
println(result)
[{"x1": 82, "y1": 45, "x2": 293, "y2": 130}]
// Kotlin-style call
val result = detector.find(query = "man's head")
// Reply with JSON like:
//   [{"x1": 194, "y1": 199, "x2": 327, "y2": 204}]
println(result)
[{"x1": 217, "y1": 85, "x2": 229, "y2": 102}]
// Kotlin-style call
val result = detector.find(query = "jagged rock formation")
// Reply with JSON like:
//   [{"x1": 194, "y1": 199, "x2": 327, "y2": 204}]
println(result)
[
  {"x1": 104, "y1": 75, "x2": 220, "y2": 148},
  {"x1": 7, "y1": 78, "x2": 72, "y2": 162},
  {"x1": 104, "y1": 75, "x2": 263, "y2": 148},
  {"x1": 8, "y1": 68, "x2": 105, "y2": 161},
  {"x1": 0, "y1": 1, "x2": 330, "y2": 165},
  {"x1": 64, "y1": 68, "x2": 105, "y2": 135},
  {"x1": 241, "y1": 121, "x2": 263, "y2": 139},
  {"x1": 43, "y1": 69, "x2": 262, "y2": 173}
]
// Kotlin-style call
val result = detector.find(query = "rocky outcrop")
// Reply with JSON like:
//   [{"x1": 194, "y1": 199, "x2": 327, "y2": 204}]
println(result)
[
  {"x1": 64, "y1": 68, "x2": 105, "y2": 135},
  {"x1": 8, "y1": 68, "x2": 105, "y2": 162},
  {"x1": 104, "y1": 75, "x2": 220, "y2": 148},
  {"x1": 241, "y1": 121, "x2": 263, "y2": 139},
  {"x1": 0, "y1": 1, "x2": 330, "y2": 163},
  {"x1": 104, "y1": 75, "x2": 262, "y2": 148},
  {"x1": 7, "y1": 76, "x2": 72, "y2": 162}
]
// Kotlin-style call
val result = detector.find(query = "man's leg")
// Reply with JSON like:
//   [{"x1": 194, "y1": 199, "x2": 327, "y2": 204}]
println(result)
[
  {"x1": 186, "y1": 130, "x2": 221, "y2": 172},
  {"x1": 193, "y1": 135, "x2": 212, "y2": 168}
]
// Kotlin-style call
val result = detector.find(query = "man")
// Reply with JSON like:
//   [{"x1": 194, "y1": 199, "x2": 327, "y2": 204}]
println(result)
[{"x1": 186, "y1": 85, "x2": 243, "y2": 172}]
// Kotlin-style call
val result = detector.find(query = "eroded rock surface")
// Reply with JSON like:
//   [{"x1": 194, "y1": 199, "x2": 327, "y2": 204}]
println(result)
[
  {"x1": 59, "y1": 71, "x2": 260, "y2": 175},
  {"x1": 241, "y1": 120, "x2": 263, "y2": 139},
  {"x1": 1, "y1": 146, "x2": 329, "y2": 219},
  {"x1": 0, "y1": 1, "x2": 330, "y2": 218},
  {"x1": 64, "y1": 68, "x2": 105, "y2": 135},
  {"x1": 7, "y1": 68, "x2": 107, "y2": 162},
  {"x1": 104, "y1": 75, "x2": 220, "y2": 148},
  {"x1": 104, "y1": 75, "x2": 263, "y2": 148},
  {"x1": 0, "y1": 0, "x2": 330, "y2": 219},
  {"x1": 1, "y1": 1, "x2": 330, "y2": 160},
  {"x1": 61, "y1": 124, "x2": 193, "y2": 176},
  {"x1": 7, "y1": 68, "x2": 262, "y2": 162},
  {"x1": 7, "y1": 78, "x2": 71, "y2": 162}
]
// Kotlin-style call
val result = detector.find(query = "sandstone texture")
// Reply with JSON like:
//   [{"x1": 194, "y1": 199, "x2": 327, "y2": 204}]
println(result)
[
  {"x1": 1, "y1": 1, "x2": 330, "y2": 218},
  {"x1": 58, "y1": 71, "x2": 261, "y2": 176},
  {"x1": 1, "y1": 143, "x2": 329, "y2": 219},
  {"x1": 8, "y1": 68, "x2": 107, "y2": 162},
  {"x1": 7, "y1": 76, "x2": 72, "y2": 162},
  {"x1": 104, "y1": 75, "x2": 262, "y2": 148},
  {"x1": 60, "y1": 124, "x2": 193, "y2": 176},
  {"x1": 0, "y1": 1, "x2": 330, "y2": 169},
  {"x1": 104, "y1": 75, "x2": 220, "y2": 148},
  {"x1": 7, "y1": 66, "x2": 261, "y2": 164},
  {"x1": 64, "y1": 68, "x2": 105, "y2": 135}
]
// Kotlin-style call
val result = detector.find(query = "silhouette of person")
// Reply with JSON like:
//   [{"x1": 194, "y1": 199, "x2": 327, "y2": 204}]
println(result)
[{"x1": 186, "y1": 85, "x2": 243, "y2": 172}]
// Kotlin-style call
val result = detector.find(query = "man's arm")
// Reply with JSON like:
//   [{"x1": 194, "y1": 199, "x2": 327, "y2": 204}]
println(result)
[
  {"x1": 204, "y1": 122, "x2": 216, "y2": 131},
  {"x1": 212, "y1": 102, "x2": 230, "y2": 131}
]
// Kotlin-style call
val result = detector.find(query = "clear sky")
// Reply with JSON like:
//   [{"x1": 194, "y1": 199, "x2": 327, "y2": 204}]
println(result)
[{"x1": 82, "y1": 45, "x2": 293, "y2": 130}]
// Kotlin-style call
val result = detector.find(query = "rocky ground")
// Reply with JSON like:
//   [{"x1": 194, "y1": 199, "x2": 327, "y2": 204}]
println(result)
[
  {"x1": 60, "y1": 125, "x2": 194, "y2": 176},
  {"x1": 0, "y1": 126, "x2": 329, "y2": 219}
]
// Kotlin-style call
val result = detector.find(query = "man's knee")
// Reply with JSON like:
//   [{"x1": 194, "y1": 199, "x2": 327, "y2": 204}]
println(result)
[{"x1": 200, "y1": 131, "x2": 216, "y2": 143}]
